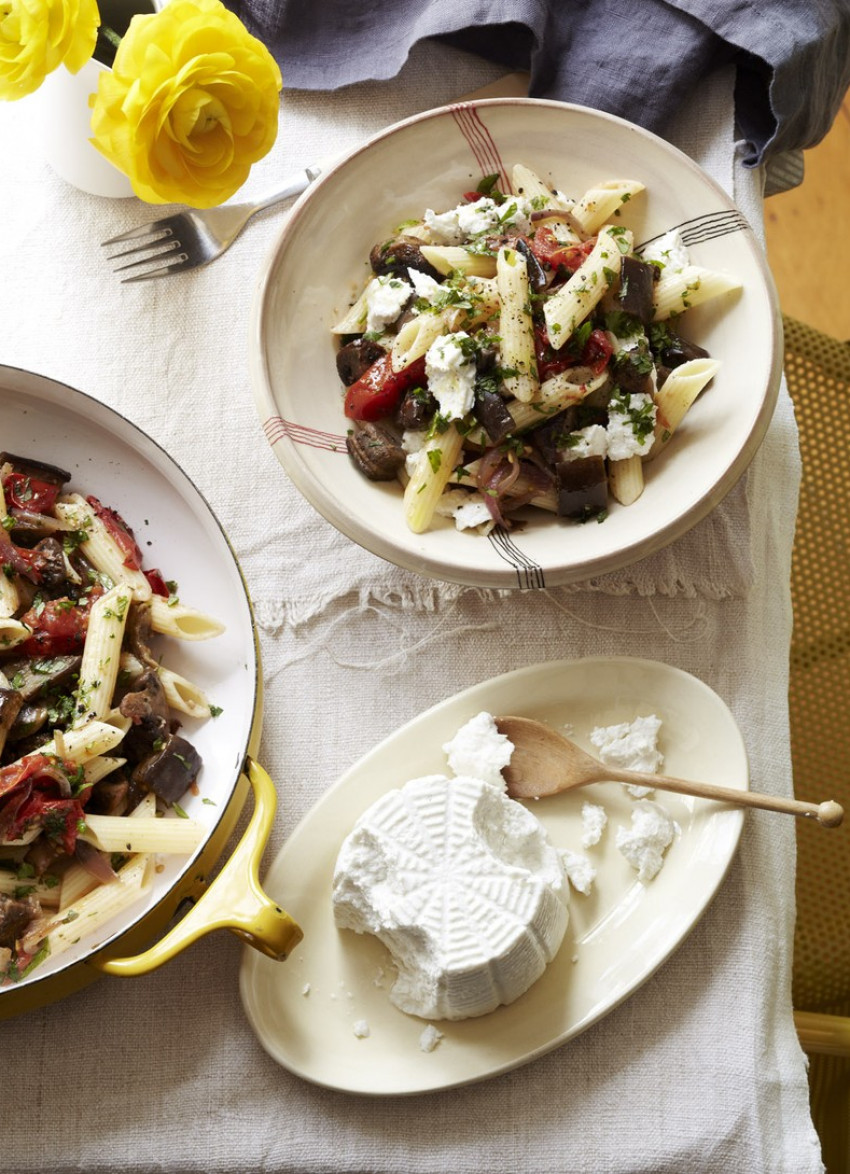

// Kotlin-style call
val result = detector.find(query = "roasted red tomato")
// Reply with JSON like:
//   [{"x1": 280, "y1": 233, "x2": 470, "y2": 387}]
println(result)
[
  {"x1": 2, "y1": 473, "x2": 61, "y2": 514},
  {"x1": 344, "y1": 355, "x2": 427, "y2": 422},
  {"x1": 19, "y1": 586, "x2": 103, "y2": 658},
  {"x1": 526, "y1": 227, "x2": 596, "y2": 274}
]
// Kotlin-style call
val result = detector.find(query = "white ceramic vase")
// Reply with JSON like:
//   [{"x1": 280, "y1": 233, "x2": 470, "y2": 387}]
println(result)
[{"x1": 39, "y1": 54, "x2": 134, "y2": 199}]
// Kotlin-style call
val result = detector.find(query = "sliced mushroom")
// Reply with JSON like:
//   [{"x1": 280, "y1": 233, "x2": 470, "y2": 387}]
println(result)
[
  {"x1": 336, "y1": 337, "x2": 387, "y2": 387},
  {"x1": 0, "y1": 654, "x2": 82, "y2": 701},
  {"x1": 369, "y1": 236, "x2": 443, "y2": 281},
  {"x1": 119, "y1": 668, "x2": 171, "y2": 761},
  {"x1": 124, "y1": 600, "x2": 157, "y2": 668},
  {"x1": 346, "y1": 422, "x2": 407, "y2": 482},
  {"x1": 0, "y1": 893, "x2": 38, "y2": 951}
]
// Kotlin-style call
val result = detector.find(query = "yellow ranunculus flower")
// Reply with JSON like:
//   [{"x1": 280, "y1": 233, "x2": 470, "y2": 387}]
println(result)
[
  {"x1": 90, "y1": 0, "x2": 282, "y2": 208},
  {"x1": 0, "y1": 0, "x2": 99, "y2": 100}
]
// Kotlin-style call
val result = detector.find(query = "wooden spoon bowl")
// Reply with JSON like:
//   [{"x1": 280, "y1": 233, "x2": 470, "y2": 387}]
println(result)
[{"x1": 495, "y1": 715, "x2": 844, "y2": 827}]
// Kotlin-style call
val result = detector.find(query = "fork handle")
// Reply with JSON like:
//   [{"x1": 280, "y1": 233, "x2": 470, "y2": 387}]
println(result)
[{"x1": 251, "y1": 163, "x2": 325, "y2": 214}]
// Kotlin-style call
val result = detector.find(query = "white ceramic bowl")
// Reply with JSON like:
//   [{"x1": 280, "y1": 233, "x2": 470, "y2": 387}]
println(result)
[{"x1": 250, "y1": 98, "x2": 782, "y2": 589}]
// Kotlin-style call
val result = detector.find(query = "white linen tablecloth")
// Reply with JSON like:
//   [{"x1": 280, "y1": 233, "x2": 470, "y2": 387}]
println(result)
[{"x1": 0, "y1": 41, "x2": 823, "y2": 1174}]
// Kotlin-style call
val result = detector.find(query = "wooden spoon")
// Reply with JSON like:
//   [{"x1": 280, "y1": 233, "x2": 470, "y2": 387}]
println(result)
[{"x1": 495, "y1": 715, "x2": 844, "y2": 827}]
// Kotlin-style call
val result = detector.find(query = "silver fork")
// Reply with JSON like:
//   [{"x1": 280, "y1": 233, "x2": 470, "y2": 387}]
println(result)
[{"x1": 102, "y1": 162, "x2": 324, "y2": 283}]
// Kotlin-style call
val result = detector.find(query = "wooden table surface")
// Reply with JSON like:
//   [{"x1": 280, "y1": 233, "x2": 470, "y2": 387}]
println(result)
[{"x1": 765, "y1": 94, "x2": 850, "y2": 341}]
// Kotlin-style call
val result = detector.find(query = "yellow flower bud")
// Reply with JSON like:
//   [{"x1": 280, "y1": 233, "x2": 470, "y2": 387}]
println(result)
[
  {"x1": 0, "y1": 0, "x2": 99, "y2": 101},
  {"x1": 90, "y1": 0, "x2": 283, "y2": 208}
]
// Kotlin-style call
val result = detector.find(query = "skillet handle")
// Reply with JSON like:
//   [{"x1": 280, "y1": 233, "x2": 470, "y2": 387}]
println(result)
[{"x1": 93, "y1": 758, "x2": 302, "y2": 976}]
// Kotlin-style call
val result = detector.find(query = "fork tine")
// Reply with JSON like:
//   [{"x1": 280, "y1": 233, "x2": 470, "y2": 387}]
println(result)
[
  {"x1": 112, "y1": 242, "x2": 185, "y2": 273},
  {"x1": 119, "y1": 257, "x2": 194, "y2": 283},
  {"x1": 101, "y1": 219, "x2": 178, "y2": 246},
  {"x1": 107, "y1": 234, "x2": 179, "y2": 262}
]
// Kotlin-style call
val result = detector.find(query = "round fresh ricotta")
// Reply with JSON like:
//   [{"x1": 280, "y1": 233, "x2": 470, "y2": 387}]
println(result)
[{"x1": 332, "y1": 773, "x2": 569, "y2": 1021}]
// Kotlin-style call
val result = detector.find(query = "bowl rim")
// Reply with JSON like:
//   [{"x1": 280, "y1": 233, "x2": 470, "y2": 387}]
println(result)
[{"x1": 249, "y1": 97, "x2": 783, "y2": 589}]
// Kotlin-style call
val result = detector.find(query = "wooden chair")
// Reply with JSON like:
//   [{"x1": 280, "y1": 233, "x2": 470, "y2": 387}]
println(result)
[{"x1": 784, "y1": 315, "x2": 850, "y2": 1173}]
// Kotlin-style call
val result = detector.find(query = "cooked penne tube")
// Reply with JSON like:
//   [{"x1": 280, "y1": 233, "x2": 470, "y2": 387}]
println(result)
[
  {"x1": 403, "y1": 425, "x2": 465, "y2": 534},
  {"x1": 330, "y1": 286, "x2": 371, "y2": 335},
  {"x1": 543, "y1": 226, "x2": 633, "y2": 349},
  {"x1": 149, "y1": 594, "x2": 226, "y2": 640},
  {"x1": 647, "y1": 358, "x2": 721, "y2": 458},
  {"x1": 82, "y1": 755, "x2": 126, "y2": 786},
  {"x1": 41, "y1": 854, "x2": 152, "y2": 958},
  {"x1": 418, "y1": 245, "x2": 497, "y2": 278},
  {"x1": 58, "y1": 861, "x2": 99, "y2": 911},
  {"x1": 157, "y1": 664, "x2": 212, "y2": 719},
  {"x1": 54, "y1": 495, "x2": 152, "y2": 601},
  {"x1": 0, "y1": 869, "x2": 61, "y2": 907},
  {"x1": 511, "y1": 163, "x2": 575, "y2": 211},
  {"x1": 0, "y1": 618, "x2": 31, "y2": 651},
  {"x1": 27, "y1": 719, "x2": 127, "y2": 765},
  {"x1": 570, "y1": 179, "x2": 645, "y2": 235},
  {"x1": 497, "y1": 246, "x2": 539, "y2": 403},
  {"x1": 80, "y1": 813, "x2": 206, "y2": 855},
  {"x1": 652, "y1": 265, "x2": 742, "y2": 320},
  {"x1": 73, "y1": 583, "x2": 132, "y2": 727},
  {"x1": 391, "y1": 312, "x2": 448, "y2": 372},
  {"x1": 608, "y1": 455, "x2": 645, "y2": 505}
]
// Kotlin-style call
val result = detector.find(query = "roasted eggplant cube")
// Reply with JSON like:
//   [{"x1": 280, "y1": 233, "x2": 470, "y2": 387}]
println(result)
[
  {"x1": 556, "y1": 455, "x2": 608, "y2": 520},
  {"x1": 346, "y1": 422, "x2": 406, "y2": 481},
  {"x1": 614, "y1": 257, "x2": 657, "y2": 324}
]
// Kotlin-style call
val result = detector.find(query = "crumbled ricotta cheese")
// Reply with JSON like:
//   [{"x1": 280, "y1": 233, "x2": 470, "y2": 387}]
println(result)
[
  {"x1": 561, "y1": 848, "x2": 596, "y2": 895},
  {"x1": 590, "y1": 714, "x2": 663, "y2": 797},
  {"x1": 580, "y1": 801, "x2": 608, "y2": 848},
  {"x1": 424, "y1": 331, "x2": 476, "y2": 420},
  {"x1": 616, "y1": 799, "x2": 675, "y2": 882},
  {"x1": 442, "y1": 710, "x2": 513, "y2": 788},
  {"x1": 301, "y1": 983, "x2": 311, "y2": 996},
  {"x1": 407, "y1": 267, "x2": 444, "y2": 304},
  {"x1": 561, "y1": 424, "x2": 609, "y2": 462},
  {"x1": 425, "y1": 196, "x2": 533, "y2": 245},
  {"x1": 605, "y1": 391, "x2": 657, "y2": 461},
  {"x1": 434, "y1": 489, "x2": 494, "y2": 532},
  {"x1": 640, "y1": 228, "x2": 689, "y2": 273},
  {"x1": 332, "y1": 772, "x2": 568, "y2": 1021},
  {"x1": 364, "y1": 274, "x2": 412, "y2": 332},
  {"x1": 418, "y1": 1024, "x2": 444, "y2": 1053},
  {"x1": 352, "y1": 1019, "x2": 371, "y2": 1039}
]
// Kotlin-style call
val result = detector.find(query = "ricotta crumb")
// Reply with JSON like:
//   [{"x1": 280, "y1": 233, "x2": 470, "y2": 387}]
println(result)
[
  {"x1": 561, "y1": 424, "x2": 609, "y2": 462},
  {"x1": 407, "y1": 267, "x2": 443, "y2": 304},
  {"x1": 606, "y1": 391, "x2": 656, "y2": 461},
  {"x1": 301, "y1": 983, "x2": 311, "y2": 996},
  {"x1": 590, "y1": 714, "x2": 663, "y2": 797},
  {"x1": 442, "y1": 710, "x2": 513, "y2": 789},
  {"x1": 424, "y1": 331, "x2": 477, "y2": 420},
  {"x1": 580, "y1": 801, "x2": 608, "y2": 848},
  {"x1": 363, "y1": 274, "x2": 412, "y2": 332},
  {"x1": 352, "y1": 1019, "x2": 371, "y2": 1039},
  {"x1": 561, "y1": 848, "x2": 596, "y2": 895},
  {"x1": 434, "y1": 489, "x2": 494, "y2": 533},
  {"x1": 640, "y1": 227, "x2": 690, "y2": 272},
  {"x1": 418, "y1": 1024, "x2": 444, "y2": 1053},
  {"x1": 616, "y1": 799, "x2": 675, "y2": 882}
]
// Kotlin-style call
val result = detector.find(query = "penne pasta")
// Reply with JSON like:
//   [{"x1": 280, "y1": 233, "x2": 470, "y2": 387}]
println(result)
[
  {"x1": 39, "y1": 854, "x2": 152, "y2": 959},
  {"x1": 54, "y1": 495, "x2": 152, "y2": 601},
  {"x1": 157, "y1": 664, "x2": 212, "y2": 719},
  {"x1": 403, "y1": 424, "x2": 465, "y2": 534},
  {"x1": 647, "y1": 358, "x2": 721, "y2": 459},
  {"x1": 496, "y1": 246, "x2": 539, "y2": 403},
  {"x1": 73, "y1": 583, "x2": 132, "y2": 727},
  {"x1": 570, "y1": 179, "x2": 645, "y2": 235},
  {"x1": 0, "y1": 618, "x2": 31, "y2": 651},
  {"x1": 27, "y1": 719, "x2": 128, "y2": 765},
  {"x1": 608, "y1": 455, "x2": 645, "y2": 505},
  {"x1": 511, "y1": 163, "x2": 574, "y2": 212},
  {"x1": 418, "y1": 245, "x2": 497, "y2": 278},
  {"x1": 149, "y1": 594, "x2": 226, "y2": 641},
  {"x1": 652, "y1": 265, "x2": 742, "y2": 320},
  {"x1": 80, "y1": 813, "x2": 206, "y2": 855},
  {"x1": 391, "y1": 312, "x2": 448, "y2": 372},
  {"x1": 543, "y1": 225, "x2": 633, "y2": 349}
]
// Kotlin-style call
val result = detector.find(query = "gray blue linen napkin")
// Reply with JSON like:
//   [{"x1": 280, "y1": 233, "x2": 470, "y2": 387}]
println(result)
[{"x1": 227, "y1": 0, "x2": 850, "y2": 190}]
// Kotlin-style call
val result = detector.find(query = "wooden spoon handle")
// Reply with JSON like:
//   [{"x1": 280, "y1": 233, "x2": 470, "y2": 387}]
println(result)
[{"x1": 614, "y1": 767, "x2": 844, "y2": 827}]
